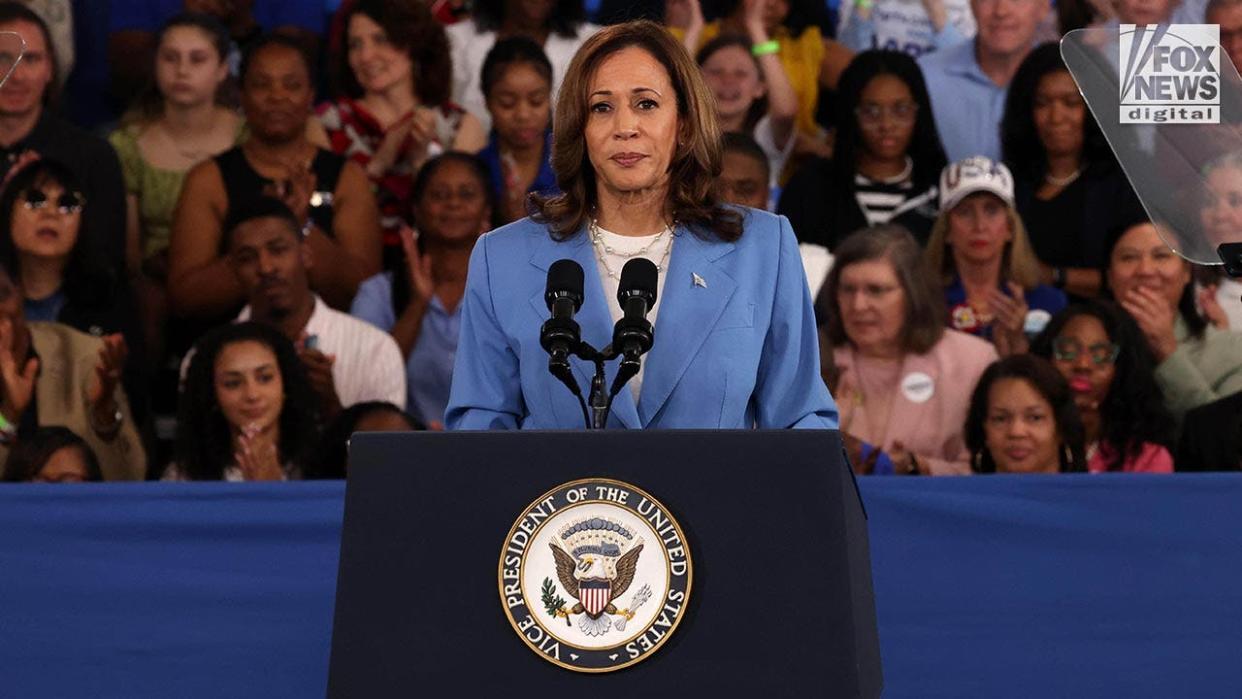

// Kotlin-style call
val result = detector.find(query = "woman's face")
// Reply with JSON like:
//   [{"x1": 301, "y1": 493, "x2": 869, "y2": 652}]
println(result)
[
  {"x1": 347, "y1": 12, "x2": 413, "y2": 97},
  {"x1": 9, "y1": 180, "x2": 83, "y2": 262},
  {"x1": 486, "y1": 62, "x2": 551, "y2": 151},
  {"x1": 1032, "y1": 70, "x2": 1085, "y2": 159},
  {"x1": 1200, "y1": 164, "x2": 1242, "y2": 249},
  {"x1": 984, "y1": 377, "x2": 1062, "y2": 474},
  {"x1": 33, "y1": 446, "x2": 92, "y2": 483},
  {"x1": 240, "y1": 45, "x2": 313, "y2": 143},
  {"x1": 584, "y1": 47, "x2": 681, "y2": 203},
  {"x1": 1116, "y1": 0, "x2": 1177, "y2": 25},
  {"x1": 213, "y1": 340, "x2": 284, "y2": 435},
  {"x1": 1051, "y1": 314, "x2": 1116, "y2": 414},
  {"x1": 700, "y1": 45, "x2": 764, "y2": 126},
  {"x1": 1107, "y1": 222, "x2": 1191, "y2": 311},
  {"x1": 856, "y1": 73, "x2": 917, "y2": 162},
  {"x1": 947, "y1": 192, "x2": 1012, "y2": 266},
  {"x1": 837, "y1": 257, "x2": 907, "y2": 356},
  {"x1": 156, "y1": 25, "x2": 228, "y2": 108},
  {"x1": 416, "y1": 160, "x2": 492, "y2": 243}
]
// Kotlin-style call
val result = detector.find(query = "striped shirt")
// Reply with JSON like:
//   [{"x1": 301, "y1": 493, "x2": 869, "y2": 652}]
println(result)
[{"x1": 853, "y1": 160, "x2": 939, "y2": 227}]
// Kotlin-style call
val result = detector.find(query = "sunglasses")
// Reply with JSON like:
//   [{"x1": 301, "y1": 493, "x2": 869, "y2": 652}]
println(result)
[
  {"x1": 21, "y1": 189, "x2": 86, "y2": 214},
  {"x1": 1052, "y1": 336, "x2": 1120, "y2": 365}
]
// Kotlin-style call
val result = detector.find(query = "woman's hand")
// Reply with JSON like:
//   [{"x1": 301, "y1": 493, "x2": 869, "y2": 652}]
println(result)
[
  {"x1": 989, "y1": 282, "x2": 1030, "y2": 357},
  {"x1": 1121, "y1": 285, "x2": 1179, "y2": 361},
  {"x1": 86, "y1": 334, "x2": 127, "y2": 429},
  {"x1": 0, "y1": 318, "x2": 38, "y2": 424},
  {"x1": 887, "y1": 440, "x2": 928, "y2": 475},
  {"x1": 1198, "y1": 284, "x2": 1230, "y2": 329},
  {"x1": 236, "y1": 423, "x2": 284, "y2": 481},
  {"x1": 263, "y1": 161, "x2": 317, "y2": 225},
  {"x1": 400, "y1": 226, "x2": 436, "y2": 306}
]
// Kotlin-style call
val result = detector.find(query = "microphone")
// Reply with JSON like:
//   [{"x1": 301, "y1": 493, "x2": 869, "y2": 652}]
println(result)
[
  {"x1": 541, "y1": 259, "x2": 585, "y2": 396},
  {"x1": 609, "y1": 259, "x2": 657, "y2": 398}
]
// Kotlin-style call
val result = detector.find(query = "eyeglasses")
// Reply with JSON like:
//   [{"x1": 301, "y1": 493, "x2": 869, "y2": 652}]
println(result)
[
  {"x1": 1052, "y1": 336, "x2": 1120, "y2": 365},
  {"x1": 855, "y1": 102, "x2": 919, "y2": 126},
  {"x1": 21, "y1": 189, "x2": 85, "y2": 214}
]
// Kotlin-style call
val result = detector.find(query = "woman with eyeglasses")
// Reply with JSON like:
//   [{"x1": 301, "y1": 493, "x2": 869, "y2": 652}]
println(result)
[
  {"x1": 1031, "y1": 301, "x2": 1174, "y2": 473},
  {"x1": 823, "y1": 225, "x2": 997, "y2": 475},
  {"x1": 0, "y1": 160, "x2": 148, "y2": 431},
  {"x1": 778, "y1": 50, "x2": 946, "y2": 250}
]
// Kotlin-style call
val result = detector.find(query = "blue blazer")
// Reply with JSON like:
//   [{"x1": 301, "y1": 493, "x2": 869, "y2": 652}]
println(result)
[{"x1": 445, "y1": 208, "x2": 839, "y2": 430}]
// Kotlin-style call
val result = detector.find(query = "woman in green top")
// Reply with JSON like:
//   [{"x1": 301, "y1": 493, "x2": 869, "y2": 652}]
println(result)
[
  {"x1": 108, "y1": 13, "x2": 243, "y2": 357},
  {"x1": 1106, "y1": 219, "x2": 1242, "y2": 422}
]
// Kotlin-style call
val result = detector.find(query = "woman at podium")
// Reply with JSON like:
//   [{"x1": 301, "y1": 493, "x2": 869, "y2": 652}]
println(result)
[{"x1": 446, "y1": 21, "x2": 837, "y2": 430}]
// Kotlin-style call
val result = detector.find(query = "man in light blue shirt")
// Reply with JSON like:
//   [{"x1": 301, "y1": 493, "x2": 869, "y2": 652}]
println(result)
[{"x1": 918, "y1": 0, "x2": 1049, "y2": 161}]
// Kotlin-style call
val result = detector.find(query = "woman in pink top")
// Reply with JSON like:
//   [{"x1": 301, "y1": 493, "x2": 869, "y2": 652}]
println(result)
[
  {"x1": 1031, "y1": 300, "x2": 1175, "y2": 473},
  {"x1": 823, "y1": 225, "x2": 998, "y2": 475}
]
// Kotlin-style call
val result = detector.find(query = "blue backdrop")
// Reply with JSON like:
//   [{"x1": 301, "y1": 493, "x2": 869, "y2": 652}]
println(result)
[{"x1": 2, "y1": 475, "x2": 1240, "y2": 697}]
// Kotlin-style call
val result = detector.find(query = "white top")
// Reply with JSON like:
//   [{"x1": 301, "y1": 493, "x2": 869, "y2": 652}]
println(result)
[
  {"x1": 1210, "y1": 279, "x2": 1242, "y2": 331},
  {"x1": 752, "y1": 114, "x2": 796, "y2": 209},
  {"x1": 589, "y1": 224, "x2": 673, "y2": 402},
  {"x1": 239, "y1": 296, "x2": 408, "y2": 410},
  {"x1": 446, "y1": 20, "x2": 601, "y2": 134}
]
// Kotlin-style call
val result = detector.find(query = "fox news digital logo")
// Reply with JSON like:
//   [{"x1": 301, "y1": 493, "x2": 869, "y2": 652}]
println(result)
[{"x1": 1119, "y1": 24, "x2": 1220, "y2": 124}]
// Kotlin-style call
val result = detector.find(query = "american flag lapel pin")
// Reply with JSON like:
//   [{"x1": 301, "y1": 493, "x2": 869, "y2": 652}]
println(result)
[{"x1": 692, "y1": 272, "x2": 707, "y2": 288}]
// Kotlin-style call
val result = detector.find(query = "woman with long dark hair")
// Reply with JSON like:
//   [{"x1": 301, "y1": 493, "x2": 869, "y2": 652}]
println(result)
[
  {"x1": 1031, "y1": 301, "x2": 1174, "y2": 472},
  {"x1": 169, "y1": 322, "x2": 320, "y2": 481},
  {"x1": 1001, "y1": 42, "x2": 1143, "y2": 300},
  {"x1": 778, "y1": 49, "x2": 946, "y2": 250},
  {"x1": 351, "y1": 152, "x2": 495, "y2": 429}
]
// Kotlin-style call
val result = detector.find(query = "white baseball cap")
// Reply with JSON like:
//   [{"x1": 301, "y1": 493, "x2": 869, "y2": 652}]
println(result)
[{"x1": 939, "y1": 156, "x2": 1015, "y2": 211}]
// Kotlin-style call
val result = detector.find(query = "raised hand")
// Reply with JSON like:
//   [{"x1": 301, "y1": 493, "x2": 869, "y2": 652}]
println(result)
[
  {"x1": 87, "y1": 334, "x2": 127, "y2": 408},
  {"x1": 989, "y1": 282, "x2": 1030, "y2": 357},
  {"x1": 0, "y1": 318, "x2": 37, "y2": 423},
  {"x1": 235, "y1": 423, "x2": 284, "y2": 481},
  {"x1": 1120, "y1": 285, "x2": 1178, "y2": 361},
  {"x1": 399, "y1": 225, "x2": 435, "y2": 306}
]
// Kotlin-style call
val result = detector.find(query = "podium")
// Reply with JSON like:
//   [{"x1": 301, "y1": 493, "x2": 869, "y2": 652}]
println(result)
[{"x1": 328, "y1": 430, "x2": 882, "y2": 696}]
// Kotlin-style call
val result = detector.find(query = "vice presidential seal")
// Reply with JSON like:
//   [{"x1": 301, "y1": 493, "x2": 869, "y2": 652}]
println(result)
[{"x1": 498, "y1": 478, "x2": 692, "y2": 672}]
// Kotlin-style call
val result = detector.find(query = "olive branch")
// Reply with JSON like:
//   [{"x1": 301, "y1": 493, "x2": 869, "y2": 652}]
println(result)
[{"x1": 541, "y1": 577, "x2": 571, "y2": 625}]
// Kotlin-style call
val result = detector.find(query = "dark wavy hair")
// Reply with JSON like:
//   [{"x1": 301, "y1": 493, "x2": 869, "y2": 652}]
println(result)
[
  {"x1": 333, "y1": 0, "x2": 451, "y2": 105},
  {"x1": 470, "y1": 0, "x2": 587, "y2": 38},
  {"x1": 833, "y1": 50, "x2": 947, "y2": 193},
  {"x1": 2, "y1": 426, "x2": 102, "y2": 482},
  {"x1": 533, "y1": 20, "x2": 742, "y2": 241},
  {"x1": 696, "y1": 35, "x2": 767, "y2": 133},
  {"x1": 1031, "y1": 300, "x2": 1174, "y2": 471},
  {"x1": 311, "y1": 401, "x2": 419, "y2": 479},
  {"x1": 823, "y1": 224, "x2": 946, "y2": 354},
  {"x1": 0, "y1": 159, "x2": 121, "y2": 315},
  {"x1": 390, "y1": 152, "x2": 496, "y2": 317},
  {"x1": 0, "y1": 3, "x2": 59, "y2": 106},
  {"x1": 481, "y1": 36, "x2": 553, "y2": 100},
  {"x1": 966, "y1": 354, "x2": 1087, "y2": 473},
  {"x1": 1001, "y1": 43, "x2": 1114, "y2": 183},
  {"x1": 174, "y1": 322, "x2": 320, "y2": 480},
  {"x1": 124, "y1": 12, "x2": 233, "y2": 125}
]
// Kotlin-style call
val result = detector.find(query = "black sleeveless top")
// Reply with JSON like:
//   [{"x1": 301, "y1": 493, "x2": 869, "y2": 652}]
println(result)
[{"x1": 214, "y1": 146, "x2": 345, "y2": 237}]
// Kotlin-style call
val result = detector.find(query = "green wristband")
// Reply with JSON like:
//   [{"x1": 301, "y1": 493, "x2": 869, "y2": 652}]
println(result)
[
  {"x1": 751, "y1": 40, "x2": 780, "y2": 57},
  {"x1": 855, "y1": 0, "x2": 874, "y2": 9}
]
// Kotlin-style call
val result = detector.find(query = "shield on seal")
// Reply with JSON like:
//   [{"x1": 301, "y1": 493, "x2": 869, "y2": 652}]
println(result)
[{"x1": 578, "y1": 578, "x2": 611, "y2": 617}]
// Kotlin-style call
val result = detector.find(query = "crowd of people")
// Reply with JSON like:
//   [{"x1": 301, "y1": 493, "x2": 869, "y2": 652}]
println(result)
[{"x1": 0, "y1": 0, "x2": 1239, "y2": 483}]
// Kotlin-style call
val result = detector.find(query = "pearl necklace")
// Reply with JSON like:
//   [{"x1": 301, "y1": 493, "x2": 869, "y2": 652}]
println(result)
[
  {"x1": 1044, "y1": 168, "x2": 1082, "y2": 187},
  {"x1": 589, "y1": 218, "x2": 674, "y2": 279}
]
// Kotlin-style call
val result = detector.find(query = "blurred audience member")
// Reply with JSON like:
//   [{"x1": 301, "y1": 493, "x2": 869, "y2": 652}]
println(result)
[
  {"x1": 108, "y1": 0, "x2": 323, "y2": 110},
  {"x1": 669, "y1": 0, "x2": 851, "y2": 157},
  {"x1": 1210, "y1": 0, "x2": 1242, "y2": 75},
  {"x1": 918, "y1": 0, "x2": 1048, "y2": 161},
  {"x1": 1105, "y1": 220, "x2": 1242, "y2": 420},
  {"x1": 351, "y1": 154, "x2": 490, "y2": 429},
  {"x1": 1177, "y1": 391, "x2": 1242, "y2": 471},
  {"x1": 318, "y1": 0, "x2": 485, "y2": 268},
  {"x1": 0, "y1": 3, "x2": 127, "y2": 278},
  {"x1": 779, "y1": 50, "x2": 945, "y2": 248},
  {"x1": 925, "y1": 156, "x2": 1066, "y2": 355},
  {"x1": 311, "y1": 400, "x2": 417, "y2": 479},
  {"x1": 1196, "y1": 151, "x2": 1242, "y2": 330},
  {"x1": 169, "y1": 34, "x2": 381, "y2": 319},
  {"x1": 0, "y1": 260, "x2": 145, "y2": 480},
  {"x1": 477, "y1": 37, "x2": 557, "y2": 225},
  {"x1": 696, "y1": 34, "x2": 796, "y2": 194},
  {"x1": 0, "y1": 159, "x2": 147, "y2": 425},
  {"x1": 14, "y1": 1, "x2": 72, "y2": 80},
  {"x1": 109, "y1": 13, "x2": 243, "y2": 360},
  {"x1": 2, "y1": 425, "x2": 101, "y2": 483},
  {"x1": 966, "y1": 354, "x2": 1086, "y2": 474},
  {"x1": 169, "y1": 321, "x2": 319, "y2": 481},
  {"x1": 1002, "y1": 43, "x2": 1143, "y2": 300},
  {"x1": 224, "y1": 197, "x2": 405, "y2": 419},
  {"x1": 824, "y1": 225, "x2": 997, "y2": 475},
  {"x1": 447, "y1": 0, "x2": 599, "y2": 133},
  {"x1": 719, "y1": 132, "x2": 771, "y2": 210},
  {"x1": 1032, "y1": 301, "x2": 1174, "y2": 473},
  {"x1": 839, "y1": 0, "x2": 972, "y2": 56}
]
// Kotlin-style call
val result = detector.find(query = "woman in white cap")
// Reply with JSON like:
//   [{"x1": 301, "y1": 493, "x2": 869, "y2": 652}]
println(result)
[{"x1": 925, "y1": 156, "x2": 1067, "y2": 357}]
